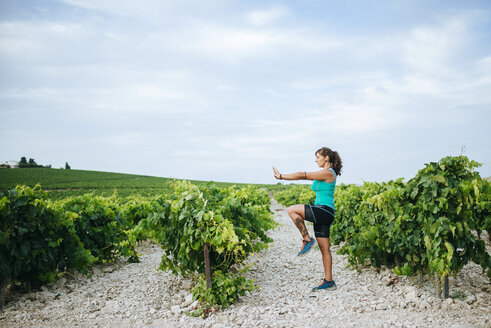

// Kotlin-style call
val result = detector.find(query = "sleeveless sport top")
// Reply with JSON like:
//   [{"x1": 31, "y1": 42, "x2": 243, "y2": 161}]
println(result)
[{"x1": 311, "y1": 168, "x2": 336, "y2": 209}]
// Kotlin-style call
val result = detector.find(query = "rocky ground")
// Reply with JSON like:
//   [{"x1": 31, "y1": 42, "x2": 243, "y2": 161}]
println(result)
[{"x1": 1, "y1": 198, "x2": 490, "y2": 327}]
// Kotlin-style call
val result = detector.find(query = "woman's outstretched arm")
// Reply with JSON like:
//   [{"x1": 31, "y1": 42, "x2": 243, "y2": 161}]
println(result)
[{"x1": 273, "y1": 166, "x2": 334, "y2": 182}]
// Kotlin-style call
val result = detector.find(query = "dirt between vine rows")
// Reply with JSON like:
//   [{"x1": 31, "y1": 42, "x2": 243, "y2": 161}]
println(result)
[{"x1": 1, "y1": 199, "x2": 490, "y2": 328}]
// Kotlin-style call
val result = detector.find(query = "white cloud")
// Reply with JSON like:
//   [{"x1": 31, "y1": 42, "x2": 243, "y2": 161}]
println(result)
[
  {"x1": 402, "y1": 16, "x2": 469, "y2": 76},
  {"x1": 0, "y1": 21, "x2": 110, "y2": 64},
  {"x1": 288, "y1": 72, "x2": 390, "y2": 91},
  {"x1": 263, "y1": 89, "x2": 283, "y2": 97},
  {"x1": 102, "y1": 132, "x2": 153, "y2": 149},
  {"x1": 170, "y1": 149, "x2": 219, "y2": 158},
  {"x1": 171, "y1": 24, "x2": 280, "y2": 61},
  {"x1": 0, "y1": 75, "x2": 209, "y2": 117},
  {"x1": 211, "y1": 99, "x2": 405, "y2": 171},
  {"x1": 246, "y1": 6, "x2": 290, "y2": 26},
  {"x1": 216, "y1": 85, "x2": 238, "y2": 91},
  {"x1": 169, "y1": 23, "x2": 344, "y2": 62},
  {"x1": 0, "y1": 6, "x2": 342, "y2": 66},
  {"x1": 58, "y1": 0, "x2": 174, "y2": 19}
]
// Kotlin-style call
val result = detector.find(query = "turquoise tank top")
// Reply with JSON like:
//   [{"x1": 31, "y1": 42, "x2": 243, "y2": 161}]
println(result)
[{"x1": 311, "y1": 168, "x2": 336, "y2": 209}]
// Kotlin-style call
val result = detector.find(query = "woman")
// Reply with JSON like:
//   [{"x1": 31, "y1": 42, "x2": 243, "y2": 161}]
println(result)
[{"x1": 272, "y1": 147, "x2": 342, "y2": 291}]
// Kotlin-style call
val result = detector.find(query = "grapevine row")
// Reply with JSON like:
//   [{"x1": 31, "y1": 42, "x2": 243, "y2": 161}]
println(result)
[{"x1": 0, "y1": 181, "x2": 276, "y2": 311}]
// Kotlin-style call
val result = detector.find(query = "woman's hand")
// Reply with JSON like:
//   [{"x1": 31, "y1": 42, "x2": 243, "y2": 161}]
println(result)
[{"x1": 272, "y1": 166, "x2": 281, "y2": 179}]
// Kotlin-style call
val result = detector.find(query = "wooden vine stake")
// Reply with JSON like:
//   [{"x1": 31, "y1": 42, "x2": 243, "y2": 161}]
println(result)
[
  {"x1": 437, "y1": 274, "x2": 450, "y2": 298},
  {"x1": 0, "y1": 278, "x2": 8, "y2": 308},
  {"x1": 203, "y1": 243, "x2": 212, "y2": 289},
  {"x1": 443, "y1": 276, "x2": 449, "y2": 299}
]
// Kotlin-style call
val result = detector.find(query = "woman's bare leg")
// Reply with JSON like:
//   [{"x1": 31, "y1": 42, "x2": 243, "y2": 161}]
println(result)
[
  {"x1": 317, "y1": 237, "x2": 333, "y2": 281},
  {"x1": 287, "y1": 205, "x2": 311, "y2": 242}
]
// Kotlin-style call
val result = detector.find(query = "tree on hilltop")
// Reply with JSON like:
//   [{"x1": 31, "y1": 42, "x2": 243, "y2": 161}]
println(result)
[{"x1": 18, "y1": 156, "x2": 51, "y2": 168}]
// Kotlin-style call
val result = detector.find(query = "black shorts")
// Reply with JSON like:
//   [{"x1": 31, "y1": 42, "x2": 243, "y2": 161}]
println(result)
[{"x1": 304, "y1": 205, "x2": 335, "y2": 238}]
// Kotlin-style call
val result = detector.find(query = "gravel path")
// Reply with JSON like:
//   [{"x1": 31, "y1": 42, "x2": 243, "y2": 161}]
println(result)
[{"x1": 1, "y1": 198, "x2": 490, "y2": 327}]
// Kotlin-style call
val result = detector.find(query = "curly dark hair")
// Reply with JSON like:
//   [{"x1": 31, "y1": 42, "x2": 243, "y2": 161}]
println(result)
[{"x1": 316, "y1": 147, "x2": 343, "y2": 176}]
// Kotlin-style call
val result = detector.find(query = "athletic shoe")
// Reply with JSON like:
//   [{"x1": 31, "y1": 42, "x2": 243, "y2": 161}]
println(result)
[
  {"x1": 297, "y1": 238, "x2": 316, "y2": 256},
  {"x1": 313, "y1": 279, "x2": 337, "y2": 291}
]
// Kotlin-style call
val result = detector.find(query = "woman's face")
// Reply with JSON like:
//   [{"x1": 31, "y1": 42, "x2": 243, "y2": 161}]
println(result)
[{"x1": 315, "y1": 152, "x2": 329, "y2": 168}]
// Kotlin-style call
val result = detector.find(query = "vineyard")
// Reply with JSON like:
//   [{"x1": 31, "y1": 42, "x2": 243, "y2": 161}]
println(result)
[
  {"x1": 1, "y1": 187, "x2": 489, "y2": 327},
  {"x1": 0, "y1": 168, "x2": 252, "y2": 199},
  {"x1": 1, "y1": 154, "x2": 490, "y2": 324}
]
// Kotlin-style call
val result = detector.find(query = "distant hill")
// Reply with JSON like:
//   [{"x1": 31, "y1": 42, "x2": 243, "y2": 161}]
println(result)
[{"x1": 0, "y1": 168, "x2": 251, "y2": 199}]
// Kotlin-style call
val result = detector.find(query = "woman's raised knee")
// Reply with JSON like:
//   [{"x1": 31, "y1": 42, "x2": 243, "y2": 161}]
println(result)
[
  {"x1": 287, "y1": 206, "x2": 295, "y2": 216},
  {"x1": 287, "y1": 204, "x2": 303, "y2": 217}
]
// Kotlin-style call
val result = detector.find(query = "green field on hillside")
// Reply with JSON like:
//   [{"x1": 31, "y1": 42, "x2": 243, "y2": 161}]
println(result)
[{"x1": 0, "y1": 168, "x2": 257, "y2": 199}]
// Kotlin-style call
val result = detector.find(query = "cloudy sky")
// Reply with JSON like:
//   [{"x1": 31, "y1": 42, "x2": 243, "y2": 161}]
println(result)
[{"x1": 1, "y1": 0, "x2": 490, "y2": 184}]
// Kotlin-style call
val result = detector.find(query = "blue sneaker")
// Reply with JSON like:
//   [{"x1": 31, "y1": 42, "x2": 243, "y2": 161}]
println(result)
[
  {"x1": 313, "y1": 279, "x2": 337, "y2": 291},
  {"x1": 297, "y1": 238, "x2": 316, "y2": 256}
]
